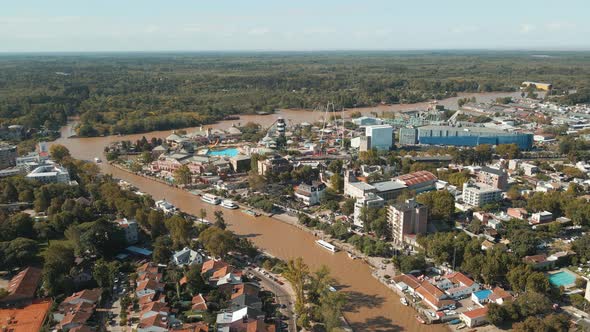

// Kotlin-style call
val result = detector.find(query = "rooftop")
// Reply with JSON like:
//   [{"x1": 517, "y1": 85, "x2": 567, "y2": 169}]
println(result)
[{"x1": 0, "y1": 300, "x2": 52, "y2": 332}]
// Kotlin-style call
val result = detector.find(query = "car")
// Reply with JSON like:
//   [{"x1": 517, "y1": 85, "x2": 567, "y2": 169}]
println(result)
[{"x1": 280, "y1": 304, "x2": 287, "y2": 309}]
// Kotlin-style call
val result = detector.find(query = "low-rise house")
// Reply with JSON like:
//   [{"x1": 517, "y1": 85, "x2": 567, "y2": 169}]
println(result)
[
  {"x1": 201, "y1": 259, "x2": 230, "y2": 278},
  {"x1": 461, "y1": 306, "x2": 489, "y2": 328},
  {"x1": 191, "y1": 294, "x2": 208, "y2": 312},
  {"x1": 415, "y1": 281, "x2": 454, "y2": 310},
  {"x1": 172, "y1": 247, "x2": 204, "y2": 266},
  {"x1": 216, "y1": 307, "x2": 266, "y2": 331},
  {"x1": 114, "y1": 218, "x2": 139, "y2": 244},
  {"x1": 294, "y1": 181, "x2": 326, "y2": 206},
  {"x1": 529, "y1": 211, "x2": 553, "y2": 225},
  {"x1": 54, "y1": 289, "x2": 102, "y2": 331},
  {"x1": 137, "y1": 313, "x2": 169, "y2": 332},
  {"x1": 488, "y1": 287, "x2": 513, "y2": 305},
  {"x1": 507, "y1": 207, "x2": 528, "y2": 220},
  {"x1": 523, "y1": 254, "x2": 554, "y2": 270},
  {"x1": 471, "y1": 289, "x2": 493, "y2": 306},
  {"x1": 439, "y1": 272, "x2": 480, "y2": 299},
  {"x1": 392, "y1": 274, "x2": 421, "y2": 294},
  {"x1": 0, "y1": 267, "x2": 42, "y2": 307},
  {"x1": 26, "y1": 164, "x2": 71, "y2": 184},
  {"x1": 257, "y1": 155, "x2": 291, "y2": 176},
  {"x1": 137, "y1": 279, "x2": 165, "y2": 298}
]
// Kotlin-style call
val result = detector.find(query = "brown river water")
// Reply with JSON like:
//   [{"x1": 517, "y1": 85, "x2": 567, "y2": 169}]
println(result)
[{"x1": 54, "y1": 92, "x2": 518, "y2": 331}]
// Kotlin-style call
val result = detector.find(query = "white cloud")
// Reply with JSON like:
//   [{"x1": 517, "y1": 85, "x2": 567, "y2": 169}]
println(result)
[
  {"x1": 145, "y1": 25, "x2": 159, "y2": 33},
  {"x1": 248, "y1": 27, "x2": 270, "y2": 36},
  {"x1": 519, "y1": 24, "x2": 536, "y2": 34}
]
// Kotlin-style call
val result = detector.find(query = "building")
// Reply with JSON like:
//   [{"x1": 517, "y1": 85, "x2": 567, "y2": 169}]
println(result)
[
  {"x1": 26, "y1": 164, "x2": 70, "y2": 184},
  {"x1": 0, "y1": 144, "x2": 17, "y2": 170},
  {"x1": 508, "y1": 159, "x2": 539, "y2": 176},
  {"x1": 530, "y1": 211, "x2": 553, "y2": 225},
  {"x1": 353, "y1": 193, "x2": 385, "y2": 228},
  {"x1": 398, "y1": 127, "x2": 418, "y2": 145},
  {"x1": 522, "y1": 81, "x2": 552, "y2": 91},
  {"x1": 461, "y1": 306, "x2": 489, "y2": 328},
  {"x1": 295, "y1": 181, "x2": 326, "y2": 206},
  {"x1": 257, "y1": 155, "x2": 291, "y2": 176},
  {"x1": 393, "y1": 170, "x2": 437, "y2": 193},
  {"x1": 388, "y1": 199, "x2": 428, "y2": 245},
  {"x1": 172, "y1": 247, "x2": 204, "y2": 266},
  {"x1": 230, "y1": 155, "x2": 251, "y2": 173},
  {"x1": 114, "y1": 218, "x2": 139, "y2": 244},
  {"x1": 372, "y1": 180, "x2": 407, "y2": 200},
  {"x1": 436, "y1": 272, "x2": 480, "y2": 299},
  {"x1": 462, "y1": 182, "x2": 502, "y2": 207},
  {"x1": 414, "y1": 280, "x2": 454, "y2": 311},
  {"x1": 477, "y1": 166, "x2": 508, "y2": 190},
  {"x1": 0, "y1": 267, "x2": 42, "y2": 307},
  {"x1": 417, "y1": 125, "x2": 533, "y2": 150},
  {"x1": 0, "y1": 300, "x2": 52, "y2": 332},
  {"x1": 352, "y1": 116, "x2": 382, "y2": 127},
  {"x1": 54, "y1": 289, "x2": 102, "y2": 331},
  {"x1": 365, "y1": 124, "x2": 393, "y2": 150}
]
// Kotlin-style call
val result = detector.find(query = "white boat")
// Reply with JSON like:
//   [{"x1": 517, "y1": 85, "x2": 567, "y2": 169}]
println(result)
[
  {"x1": 328, "y1": 285, "x2": 337, "y2": 292},
  {"x1": 315, "y1": 240, "x2": 337, "y2": 253},
  {"x1": 400, "y1": 297, "x2": 408, "y2": 306},
  {"x1": 221, "y1": 200, "x2": 238, "y2": 209},
  {"x1": 201, "y1": 194, "x2": 221, "y2": 205},
  {"x1": 347, "y1": 251, "x2": 357, "y2": 259},
  {"x1": 94, "y1": 157, "x2": 102, "y2": 163},
  {"x1": 155, "y1": 200, "x2": 177, "y2": 214}
]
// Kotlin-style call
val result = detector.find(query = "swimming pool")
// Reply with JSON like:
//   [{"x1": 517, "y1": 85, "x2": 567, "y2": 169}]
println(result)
[
  {"x1": 207, "y1": 148, "x2": 239, "y2": 157},
  {"x1": 548, "y1": 270, "x2": 577, "y2": 287}
]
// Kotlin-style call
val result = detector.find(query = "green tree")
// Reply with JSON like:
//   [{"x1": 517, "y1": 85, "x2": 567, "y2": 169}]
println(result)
[
  {"x1": 49, "y1": 144, "x2": 71, "y2": 163},
  {"x1": 93, "y1": 259, "x2": 119, "y2": 289},
  {"x1": 330, "y1": 173, "x2": 344, "y2": 193},
  {"x1": 174, "y1": 165, "x2": 192, "y2": 185},
  {"x1": 42, "y1": 243, "x2": 75, "y2": 296},
  {"x1": 416, "y1": 190, "x2": 455, "y2": 221},
  {"x1": 2, "y1": 183, "x2": 18, "y2": 203},
  {"x1": 199, "y1": 227, "x2": 236, "y2": 258},
  {"x1": 213, "y1": 210, "x2": 227, "y2": 230},
  {"x1": 152, "y1": 236, "x2": 172, "y2": 264},
  {"x1": 165, "y1": 215, "x2": 192, "y2": 249}
]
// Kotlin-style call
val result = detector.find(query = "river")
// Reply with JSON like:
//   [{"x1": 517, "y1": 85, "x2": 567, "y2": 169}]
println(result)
[{"x1": 54, "y1": 92, "x2": 518, "y2": 331}]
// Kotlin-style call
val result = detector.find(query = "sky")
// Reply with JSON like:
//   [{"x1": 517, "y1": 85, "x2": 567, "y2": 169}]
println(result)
[{"x1": 1, "y1": 0, "x2": 589, "y2": 52}]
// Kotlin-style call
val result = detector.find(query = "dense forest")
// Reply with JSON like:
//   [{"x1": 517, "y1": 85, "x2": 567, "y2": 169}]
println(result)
[{"x1": 1, "y1": 51, "x2": 590, "y2": 136}]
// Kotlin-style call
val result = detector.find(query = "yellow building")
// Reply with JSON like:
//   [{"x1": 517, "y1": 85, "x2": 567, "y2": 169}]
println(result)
[{"x1": 522, "y1": 81, "x2": 552, "y2": 91}]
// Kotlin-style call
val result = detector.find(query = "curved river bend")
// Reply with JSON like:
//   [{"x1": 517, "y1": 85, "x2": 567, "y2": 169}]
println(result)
[{"x1": 55, "y1": 92, "x2": 518, "y2": 331}]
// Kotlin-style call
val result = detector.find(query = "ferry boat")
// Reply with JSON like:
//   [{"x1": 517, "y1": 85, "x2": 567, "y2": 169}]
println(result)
[
  {"x1": 201, "y1": 194, "x2": 221, "y2": 205},
  {"x1": 242, "y1": 209, "x2": 261, "y2": 217},
  {"x1": 315, "y1": 240, "x2": 337, "y2": 253},
  {"x1": 400, "y1": 297, "x2": 408, "y2": 306},
  {"x1": 221, "y1": 200, "x2": 238, "y2": 209}
]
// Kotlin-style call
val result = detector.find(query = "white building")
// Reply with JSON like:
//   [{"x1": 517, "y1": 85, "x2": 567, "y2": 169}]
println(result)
[
  {"x1": 353, "y1": 193, "x2": 385, "y2": 228},
  {"x1": 114, "y1": 218, "x2": 139, "y2": 244},
  {"x1": 294, "y1": 181, "x2": 326, "y2": 206},
  {"x1": 365, "y1": 124, "x2": 393, "y2": 150},
  {"x1": 26, "y1": 164, "x2": 70, "y2": 184},
  {"x1": 172, "y1": 247, "x2": 203, "y2": 266},
  {"x1": 462, "y1": 182, "x2": 502, "y2": 207}
]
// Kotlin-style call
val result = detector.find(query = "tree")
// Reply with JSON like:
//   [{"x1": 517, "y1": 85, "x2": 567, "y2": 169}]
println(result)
[
  {"x1": 199, "y1": 227, "x2": 236, "y2": 258},
  {"x1": 49, "y1": 144, "x2": 71, "y2": 163},
  {"x1": 80, "y1": 219, "x2": 125, "y2": 258},
  {"x1": 330, "y1": 173, "x2": 344, "y2": 193},
  {"x1": 148, "y1": 209, "x2": 166, "y2": 239},
  {"x1": 341, "y1": 198, "x2": 355, "y2": 215},
  {"x1": 93, "y1": 259, "x2": 119, "y2": 289},
  {"x1": 525, "y1": 272, "x2": 550, "y2": 293},
  {"x1": 283, "y1": 257, "x2": 310, "y2": 322},
  {"x1": 34, "y1": 187, "x2": 51, "y2": 212},
  {"x1": 393, "y1": 253, "x2": 427, "y2": 273},
  {"x1": 152, "y1": 236, "x2": 172, "y2": 264},
  {"x1": 416, "y1": 190, "x2": 455, "y2": 221},
  {"x1": 185, "y1": 264, "x2": 206, "y2": 296},
  {"x1": 165, "y1": 215, "x2": 192, "y2": 249},
  {"x1": 2, "y1": 183, "x2": 18, "y2": 203},
  {"x1": 199, "y1": 208, "x2": 207, "y2": 222},
  {"x1": 514, "y1": 291, "x2": 552, "y2": 317},
  {"x1": 42, "y1": 243, "x2": 75, "y2": 296},
  {"x1": 10, "y1": 213, "x2": 34, "y2": 238},
  {"x1": 174, "y1": 165, "x2": 192, "y2": 185},
  {"x1": 213, "y1": 210, "x2": 227, "y2": 230},
  {"x1": 64, "y1": 225, "x2": 82, "y2": 256},
  {"x1": 0, "y1": 238, "x2": 38, "y2": 269}
]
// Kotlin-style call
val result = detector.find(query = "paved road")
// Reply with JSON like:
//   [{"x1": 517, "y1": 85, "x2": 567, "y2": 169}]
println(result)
[{"x1": 247, "y1": 267, "x2": 297, "y2": 332}]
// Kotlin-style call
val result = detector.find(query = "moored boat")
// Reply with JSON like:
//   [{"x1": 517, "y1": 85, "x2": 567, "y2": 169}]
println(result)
[
  {"x1": 201, "y1": 193, "x2": 221, "y2": 205},
  {"x1": 315, "y1": 239, "x2": 337, "y2": 253},
  {"x1": 221, "y1": 199, "x2": 238, "y2": 209}
]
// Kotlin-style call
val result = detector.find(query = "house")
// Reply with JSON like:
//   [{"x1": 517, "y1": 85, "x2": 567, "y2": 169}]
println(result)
[
  {"x1": 414, "y1": 281, "x2": 454, "y2": 310},
  {"x1": 488, "y1": 287, "x2": 513, "y2": 305},
  {"x1": 230, "y1": 283, "x2": 260, "y2": 300},
  {"x1": 530, "y1": 211, "x2": 553, "y2": 225},
  {"x1": 171, "y1": 322, "x2": 209, "y2": 332},
  {"x1": 523, "y1": 254, "x2": 554, "y2": 270},
  {"x1": 172, "y1": 247, "x2": 203, "y2": 266},
  {"x1": 507, "y1": 207, "x2": 528, "y2": 220},
  {"x1": 139, "y1": 301, "x2": 169, "y2": 321},
  {"x1": 440, "y1": 272, "x2": 480, "y2": 299},
  {"x1": 471, "y1": 289, "x2": 493, "y2": 306},
  {"x1": 0, "y1": 300, "x2": 52, "y2": 332},
  {"x1": 257, "y1": 155, "x2": 291, "y2": 176},
  {"x1": 0, "y1": 267, "x2": 42, "y2": 307},
  {"x1": 201, "y1": 259, "x2": 229, "y2": 277},
  {"x1": 392, "y1": 274, "x2": 421, "y2": 294},
  {"x1": 137, "y1": 313, "x2": 169, "y2": 332},
  {"x1": 294, "y1": 181, "x2": 326, "y2": 206},
  {"x1": 481, "y1": 240, "x2": 495, "y2": 251},
  {"x1": 477, "y1": 166, "x2": 508, "y2": 190},
  {"x1": 191, "y1": 294, "x2": 208, "y2": 311},
  {"x1": 461, "y1": 306, "x2": 489, "y2": 328},
  {"x1": 216, "y1": 307, "x2": 265, "y2": 330},
  {"x1": 26, "y1": 164, "x2": 71, "y2": 184},
  {"x1": 114, "y1": 218, "x2": 139, "y2": 244},
  {"x1": 54, "y1": 289, "x2": 102, "y2": 331}
]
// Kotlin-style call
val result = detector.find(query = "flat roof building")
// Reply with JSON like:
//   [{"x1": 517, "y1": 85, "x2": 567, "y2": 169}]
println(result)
[
  {"x1": 417, "y1": 125, "x2": 533, "y2": 150},
  {"x1": 462, "y1": 182, "x2": 502, "y2": 207},
  {"x1": 365, "y1": 125, "x2": 393, "y2": 150}
]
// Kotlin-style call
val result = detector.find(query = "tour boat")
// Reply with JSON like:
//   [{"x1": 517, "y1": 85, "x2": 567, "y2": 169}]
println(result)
[
  {"x1": 201, "y1": 194, "x2": 221, "y2": 205},
  {"x1": 315, "y1": 239, "x2": 337, "y2": 253},
  {"x1": 400, "y1": 297, "x2": 408, "y2": 306},
  {"x1": 221, "y1": 200, "x2": 238, "y2": 209}
]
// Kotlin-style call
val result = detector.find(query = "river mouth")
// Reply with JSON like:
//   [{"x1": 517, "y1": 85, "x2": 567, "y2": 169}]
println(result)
[{"x1": 54, "y1": 91, "x2": 518, "y2": 331}]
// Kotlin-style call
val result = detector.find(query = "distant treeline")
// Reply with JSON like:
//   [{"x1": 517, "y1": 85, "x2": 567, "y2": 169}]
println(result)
[{"x1": 1, "y1": 51, "x2": 590, "y2": 136}]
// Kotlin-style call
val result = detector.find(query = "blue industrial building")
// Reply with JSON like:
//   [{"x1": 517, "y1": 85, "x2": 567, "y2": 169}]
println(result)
[{"x1": 411, "y1": 125, "x2": 533, "y2": 150}]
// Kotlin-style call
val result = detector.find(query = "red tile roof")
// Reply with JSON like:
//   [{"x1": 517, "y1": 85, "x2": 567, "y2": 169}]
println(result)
[
  {"x1": 394, "y1": 171, "x2": 437, "y2": 187},
  {"x1": 392, "y1": 274, "x2": 421, "y2": 290},
  {"x1": 171, "y1": 322, "x2": 209, "y2": 332},
  {"x1": 139, "y1": 313, "x2": 169, "y2": 329},
  {"x1": 489, "y1": 287, "x2": 513, "y2": 302},
  {"x1": 230, "y1": 283, "x2": 260, "y2": 300},
  {"x1": 0, "y1": 300, "x2": 51, "y2": 332},
  {"x1": 446, "y1": 272, "x2": 475, "y2": 287},
  {"x1": 462, "y1": 306, "x2": 489, "y2": 319},
  {"x1": 201, "y1": 259, "x2": 229, "y2": 275},
  {"x1": 191, "y1": 294, "x2": 208, "y2": 311},
  {"x1": 62, "y1": 288, "x2": 102, "y2": 305}
]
